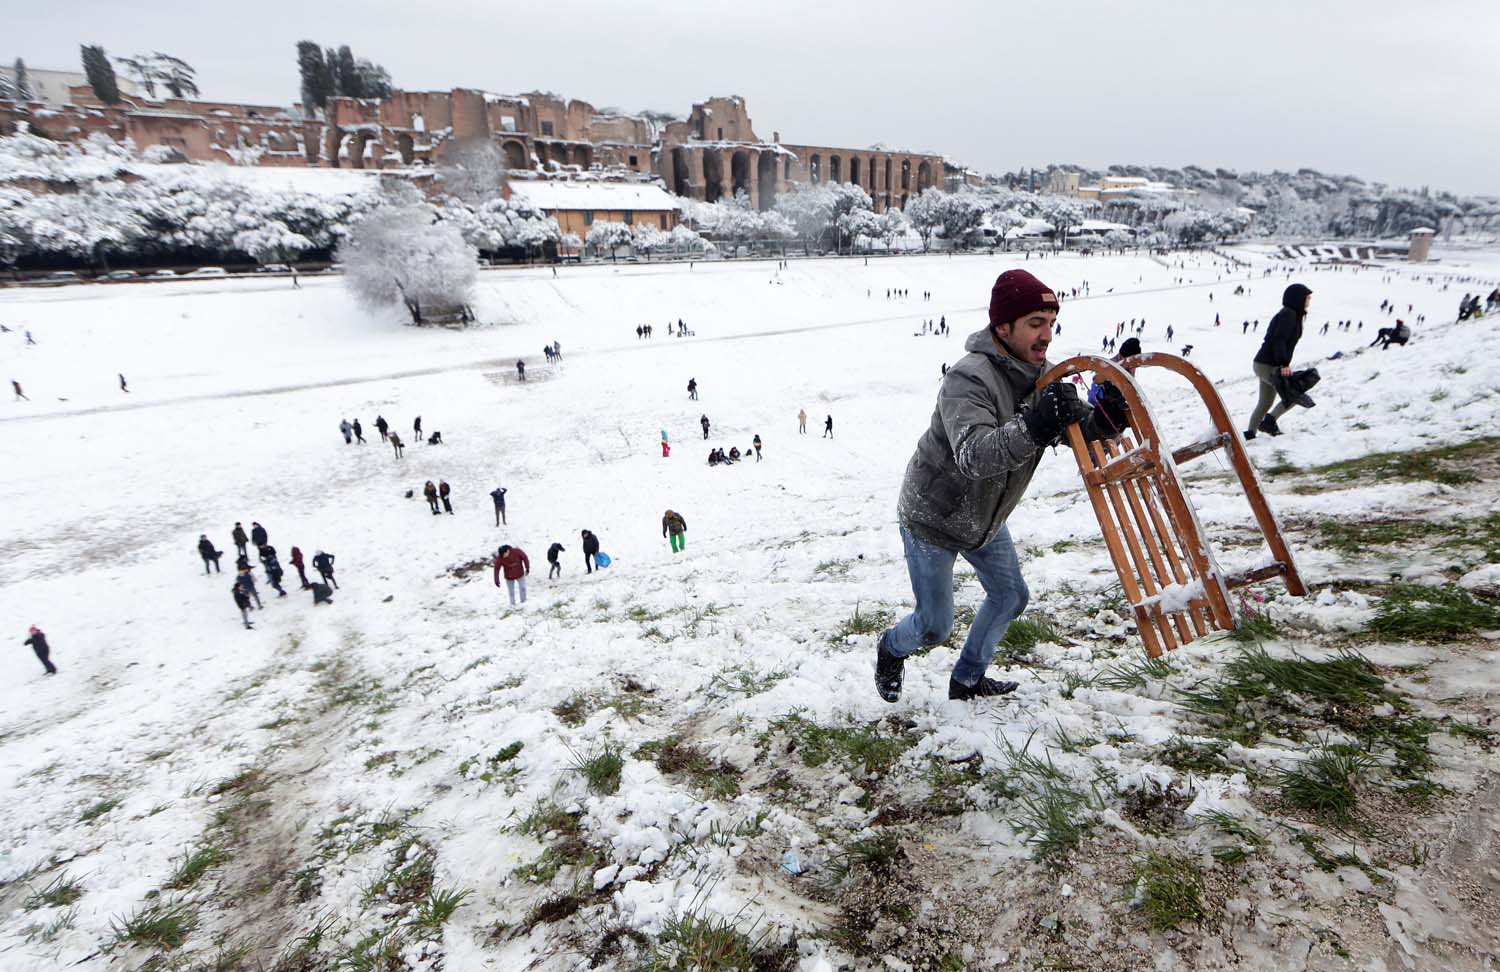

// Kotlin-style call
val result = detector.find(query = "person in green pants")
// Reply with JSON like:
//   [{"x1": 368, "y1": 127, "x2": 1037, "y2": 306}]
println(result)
[{"x1": 662, "y1": 510, "x2": 687, "y2": 553}]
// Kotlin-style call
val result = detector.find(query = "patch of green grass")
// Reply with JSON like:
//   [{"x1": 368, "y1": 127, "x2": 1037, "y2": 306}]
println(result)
[
  {"x1": 111, "y1": 899, "x2": 196, "y2": 950},
  {"x1": 553, "y1": 692, "x2": 598, "y2": 727},
  {"x1": 1096, "y1": 654, "x2": 1174, "y2": 690},
  {"x1": 996, "y1": 734, "x2": 1096, "y2": 863},
  {"x1": 814, "y1": 559, "x2": 853, "y2": 579},
  {"x1": 409, "y1": 886, "x2": 472, "y2": 930},
  {"x1": 257, "y1": 715, "x2": 298, "y2": 731},
  {"x1": 825, "y1": 829, "x2": 907, "y2": 886},
  {"x1": 1156, "y1": 736, "x2": 1230, "y2": 775},
  {"x1": 80, "y1": 798, "x2": 120, "y2": 823},
  {"x1": 1176, "y1": 645, "x2": 1392, "y2": 731},
  {"x1": 1370, "y1": 584, "x2": 1500, "y2": 641},
  {"x1": 572, "y1": 743, "x2": 625, "y2": 796},
  {"x1": 165, "y1": 843, "x2": 228, "y2": 891},
  {"x1": 1279, "y1": 749, "x2": 1374, "y2": 823},
  {"x1": 1309, "y1": 437, "x2": 1496, "y2": 488},
  {"x1": 833, "y1": 602, "x2": 895, "y2": 641},
  {"x1": 1001, "y1": 614, "x2": 1060, "y2": 652},
  {"x1": 364, "y1": 838, "x2": 435, "y2": 907},
  {"x1": 644, "y1": 908, "x2": 772, "y2": 972},
  {"x1": 518, "y1": 799, "x2": 580, "y2": 839},
  {"x1": 626, "y1": 605, "x2": 667, "y2": 623},
  {"x1": 363, "y1": 751, "x2": 398, "y2": 771},
  {"x1": 768, "y1": 713, "x2": 918, "y2": 776},
  {"x1": 1132, "y1": 853, "x2": 1205, "y2": 930},
  {"x1": 25, "y1": 907, "x2": 77, "y2": 944},
  {"x1": 1227, "y1": 611, "x2": 1279, "y2": 644},
  {"x1": 1198, "y1": 809, "x2": 1266, "y2": 864},
  {"x1": 1059, "y1": 671, "x2": 1094, "y2": 700},
  {"x1": 637, "y1": 736, "x2": 741, "y2": 799},
  {"x1": 707, "y1": 664, "x2": 791, "y2": 697},
  {"x1": 921, "y1": 757, "x2": 983, "y2": 816},
  {"x1": 1261, "y1": 450, "x2": 1297, "y2": 476},
  {"x1": 23, "y1": 873, "x2": 83, "y2": 910}
]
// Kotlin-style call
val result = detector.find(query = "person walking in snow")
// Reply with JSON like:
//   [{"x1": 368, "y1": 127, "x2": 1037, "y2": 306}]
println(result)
[
  {"x1": 259, "y1": 544, "x2": 288, "y2": 597},
  {"x1": 414, "y1": 416, "x2": 422, "y2": 440},
  {"x1": 547, "y1": 542, "x2": 565, "y2": 579},
  {"x1": 25, "y1": 626, "x2": 57, "y2": 674},
  {"x1": 235, "y1": 565, "x2": 264, "y2": 609},
  {"x1": 340, "y1": 419, "x2": 353, "y2": 444},
  {"x1": 1245, "y1": 283, "x2": 1311, "y2": 439},
  {"x1": 12, "y1": 380, "x2": 27, "y2": 401},
  {"x1": 375, "y1": 415, "x2": 389, "y2": 442},
  {"x1": 290, "y1": 546, "x2": 310, "y2": 589},
  {"x1": 389, "y1": 432, "x2": 404, "y2": 458},
  {"x1": 119, "y1": 373, "x2": 129, "y2": 393},
  {"x1": 823, "y1": 415, "x2": 834, "y2": 438},
  {"x1": 250, "y1": 522, "x2": 268, "y2": 549},
  {"x1": 700, "y1": 414, "x2": 711, "y2": 440},
  {"x1": 752, "y1": 434, "x2": 763, "y2": 461},
  {"x1": 490, "y1": 486, "x2": 508, "y2": 526},
  {"x1": 493, "y1": 544, "x2": 531, "y2": 606},
  {"x1": 516, "y1": 359, "x2": 526, "y2": 381},
  {"x1": 233, "y1": 587, "x2": 255, "y2": 629},
  {"x1": 687, "y1": 378, "x2": 698, "y2": 400},
  {"x1": 798, "y1": 408, "x2": 807, "y2": 434},
  {"x1": 198, "y1": 534, "x2": 222, "y2": 573},
  {"x1": 352, "y1": 418, "x2": 365, "y2": 443},
  {"x1": 581, "y1": 529, "x2": 600, "y2": 573},
  {"x1": 874, "y1": 269, "x2": 1129, "y2": 704},
  {"x1": 662, "y1": 510, "x2": 687, "y2": 554},
  {"x1": 312, "y1": 550, "x2": 337, "y2": 588},
  {"x1": 232, "y1": 522, "x2": 249, "y2": 559},
  {"x1": 439, "y1": 480, "x2": 454, "y2": 515},
  {"x1": 424, "y1": 480, "x2": 440, "y2": 515}
]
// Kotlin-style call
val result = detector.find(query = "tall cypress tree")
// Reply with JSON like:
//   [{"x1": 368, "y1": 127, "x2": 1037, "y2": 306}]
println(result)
[
  {"x1": 296, "y1": 41, "x2": 327, "y2": 112},
  {"x1": 13, "y1": 59, "x2": 33, "y2": 102},
  {"x1": 80, "y1": 45, "x2": 121, "y2": 104},
  {"x1": 324, "y1": 47, "x2": 341, "y2": 97},
  {"x1": 336, "y1": 46, "x2": 361, "y2": 98}
]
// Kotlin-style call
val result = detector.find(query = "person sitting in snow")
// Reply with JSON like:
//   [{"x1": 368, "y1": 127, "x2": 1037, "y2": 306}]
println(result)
[{"x1": 874, "y1": 269, "x2": 1128, "y2": 704}]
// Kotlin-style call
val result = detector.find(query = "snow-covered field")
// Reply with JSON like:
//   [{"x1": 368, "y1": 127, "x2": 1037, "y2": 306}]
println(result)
[{"x1": 2, "y1": 247, "x2": 1499, "y2": 971}]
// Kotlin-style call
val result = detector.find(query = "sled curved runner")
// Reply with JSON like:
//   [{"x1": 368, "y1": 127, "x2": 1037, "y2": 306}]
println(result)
[{"x1": 1037, "y1": 352, "x2": 1304, "y2": 658}]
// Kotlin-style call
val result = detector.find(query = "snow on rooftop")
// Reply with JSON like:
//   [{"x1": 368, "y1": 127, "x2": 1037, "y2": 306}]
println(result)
[
  {"x1": 127, "y1": 161, "x2": 387, "y2": 197},
  {"x1": 1409, "y1": 226, "x2": 1437, "y2": 234},
  {"x1": 508, "y1": 180, "x2": 679, "y2": 212}
]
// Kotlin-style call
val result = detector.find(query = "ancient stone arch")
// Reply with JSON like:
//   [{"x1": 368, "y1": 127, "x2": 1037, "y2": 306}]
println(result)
[
  {"x1": 810, "y1": 153, "x2": 822, "y2": 184},
  {"x1": 830, "y1": 155, "x2": 842, "y2": 183},
  {"x1": 731, "y1": 149, "x2": 753, "y2": 201},
  {"x1": 901, "y1": 158, "x2": 911, "y2": 191},
  {"x1": 572, "y1": 144, "x2": 592, "y2": 169},
  {"x1": 917, "y1": 160, "x2": 933, "y2": 192},
  {"x1": 502, "y1": 139, "x2": 526, "y2": 169},
  {"x1": 703, "y1": 149, "x2": 724, "y2": 203},
  {"x1": 849, "y1": 156, "x2": 860, "y2": 189},
  {"x1": 672, "y1": 147, "x2": 693, "y2": 196}
]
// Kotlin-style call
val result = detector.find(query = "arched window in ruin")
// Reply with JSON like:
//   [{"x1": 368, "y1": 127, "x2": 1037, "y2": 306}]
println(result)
[
  {"x1": 703, "y1": 149, "x2": 724, "y2": 203},
  {"x1": 868, "y1": 157, "x2": 877, "y2": 194},
  {"x1": 810, "y1": 153, "x2": 822, "y2": 184},
  {"x1": 884, "y1": 157, "x2": 892, "y2": 195},
  {"x1": 672, "y1": 147, "x2": 692, "y2": 196},
  {"x1": 829, "y1": 155, "x2": 842, "y2": 183},
  {"x1": 901, "y1": 158, "x2": 910, "y2": 190},
  {"x1": 502, "y1": 140, "x2": 526, "y2": 169},
  {"x1": 757, "y1": 152, "x2": 778, "y2": 211},
  {"x1": 731, "y1": 150, "x2": 752, "y2": 201},
  {"x1": 573, "y1": 145, "x2": 592, "y2": 169},
  {"x1": 398, "y1": 133, "x2": 415, "y2": 166},
  {"x1": 849, "y1": 157, "x2": 860, "y2": 188},
  {"x1": 917, "y1": 160, "x2": 933, "y2": 192},
  {"x1": 348, "y1": 132, "x2": 369, "y2": 169}
]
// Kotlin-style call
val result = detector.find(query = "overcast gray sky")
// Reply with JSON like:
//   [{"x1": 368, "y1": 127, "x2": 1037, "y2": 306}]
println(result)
[{"x1": 11, "y1": 0, "x2": 1498, "y2": 195}]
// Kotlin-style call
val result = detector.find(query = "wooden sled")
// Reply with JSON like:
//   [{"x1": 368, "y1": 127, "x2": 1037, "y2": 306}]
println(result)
[{"x1": 1037, "y1": 352, "x2": 1305, "y2": 658}]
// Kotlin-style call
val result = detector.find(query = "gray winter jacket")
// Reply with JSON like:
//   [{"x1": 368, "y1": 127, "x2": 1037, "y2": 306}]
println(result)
[{"x1": 898, "y1": 328, "x2": 1110, "y2": 552}]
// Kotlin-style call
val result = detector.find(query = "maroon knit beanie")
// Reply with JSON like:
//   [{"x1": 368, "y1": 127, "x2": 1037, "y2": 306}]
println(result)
[{"x1": 988, "y1": 269, "x2": 1059, "y2": 329}]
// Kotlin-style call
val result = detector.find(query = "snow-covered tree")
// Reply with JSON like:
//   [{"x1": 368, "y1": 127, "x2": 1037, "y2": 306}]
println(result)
[
  {"x1": 904, "y1": 188, "x2": 945, "y2": 251},
  {"x1": 837, "y1": 207, "x2": 882, "y2": 252},
  {"x1": 296, "y1": 41, "x2": 331, "y2": 112},
  {"x1": 937, "y1": 192, "x2": 989, "y2": 248},
  {"x1": 1037, "y1": 197, "x2": 1085, "y2": 247},
  {"x1": 586, "y1": 220, "x2": 633, "y2": 261},
  {"x1": 233, "y1": 221, "x2": 312, "y2": 265},
  {"x1": 988, "y1": 209, "x2": 1025, "y2": 248},
  {"x1": 437, "y1": 138, "x2": 507, "y2": 204},
  {"x1": 80, "y1": 45, "x2": 121, "y2": 104},
  {"x1": 338, "y1": 193, "x2": 477, "y2": 326}
]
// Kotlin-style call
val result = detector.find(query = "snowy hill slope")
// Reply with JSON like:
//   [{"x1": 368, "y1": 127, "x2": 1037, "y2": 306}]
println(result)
[{"x1": 1, "y1": 248, "x2": 1499, "y2": 970}]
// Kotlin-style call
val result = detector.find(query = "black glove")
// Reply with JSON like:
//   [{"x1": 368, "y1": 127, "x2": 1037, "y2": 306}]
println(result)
[
  {"x1": 1023, "y1": 382, "x2": 1092, "y2": 447},
  {"x1": 1095, "y1": 382, "x2": 1130, "y2": 432}
]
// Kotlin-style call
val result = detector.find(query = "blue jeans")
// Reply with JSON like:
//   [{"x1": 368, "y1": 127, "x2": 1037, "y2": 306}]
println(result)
[{"x1": 887, "y1": 526, "x2": 1029, "y2": 687}]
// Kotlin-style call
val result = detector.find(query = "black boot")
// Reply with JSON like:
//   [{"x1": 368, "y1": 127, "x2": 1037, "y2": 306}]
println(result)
[
  {"x1": 874, "y1": 631, "x2": 905, "y2": 703},
  {"x1": 1257, "y1": 415, "x2": 1282, "y2": 437},
  {"x1": 948, "y1": 676, "x2": 1019, "y2": 701}
]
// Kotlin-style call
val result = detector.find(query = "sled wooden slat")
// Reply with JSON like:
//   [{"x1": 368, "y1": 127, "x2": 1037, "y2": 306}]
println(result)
[{"x1": 1039, "y1": 352, "x2": 1305, "y2": 655}]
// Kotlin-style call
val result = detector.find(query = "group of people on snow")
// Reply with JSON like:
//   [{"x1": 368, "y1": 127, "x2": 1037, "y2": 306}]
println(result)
[{"x1": 203, "y1": 521, "x2": 337, "y2": 630}]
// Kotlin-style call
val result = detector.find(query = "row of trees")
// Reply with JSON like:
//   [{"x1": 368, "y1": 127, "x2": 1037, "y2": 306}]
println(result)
[
  {"x1": 1005, "y1": 163, "x2": 1500, "y2": 239},
  {"x1": 681, "y1": 183, "x2": 913, "y2": 255},
  {"x1": 296, "y1": 42, "x2": 393, "y2": 112},
  {"x1": 73, "y1": 46, "x2": 200, "y2": 106}
]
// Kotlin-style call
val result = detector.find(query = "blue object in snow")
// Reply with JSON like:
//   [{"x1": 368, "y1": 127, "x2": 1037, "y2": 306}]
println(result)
[{"x1": 595, "y1": 552, "x2": 612, "y2": 568}]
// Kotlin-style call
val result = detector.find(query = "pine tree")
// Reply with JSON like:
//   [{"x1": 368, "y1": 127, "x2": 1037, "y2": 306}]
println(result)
[
  {"x1": 336, "y1": 46, "x2": 360, "y2": 98},
  {"x1": 152, "y1": 52, "x2": 199, "y2": 99},
  {"x1": 13, "y1": 59, "x2": 33, "y2": 102},
  {"x1": 353, "y1": 60, "x2": 392, "y2": 100},
  {"x1": 324, "y1": 47, "x2": 341, "y2": 97},
  {"x1": 117, "y1": 55, "x2": 156, "y2": 97},
  {"x1": 81, "y1": 45, "x2": 122, "y2": 104},
  {"x1": 296, "y1": 41, "x2": 328, "y2": 112}
]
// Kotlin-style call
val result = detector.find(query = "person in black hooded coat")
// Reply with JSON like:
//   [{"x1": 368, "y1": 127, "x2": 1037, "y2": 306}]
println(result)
[{"x1": 1246, "y1": 283, "x2": 1311, "y2": 438}]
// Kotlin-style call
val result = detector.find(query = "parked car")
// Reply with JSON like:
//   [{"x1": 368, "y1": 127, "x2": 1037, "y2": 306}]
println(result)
[
  {"x1": 45, "y1": 271, "x2": 82, "y2": 281},
  {"x1": 150, "y1": 270, "x2": 179, "y2": 278},
  {"x1": 256, "y1": 264, "x2": 290, "y2": 273},
  {"x1": 186, "y1": 267, "x2": 228, "y2": 277},
  {"x1": 106, "y1": 270, "x2": 139, "y2": 280}
]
